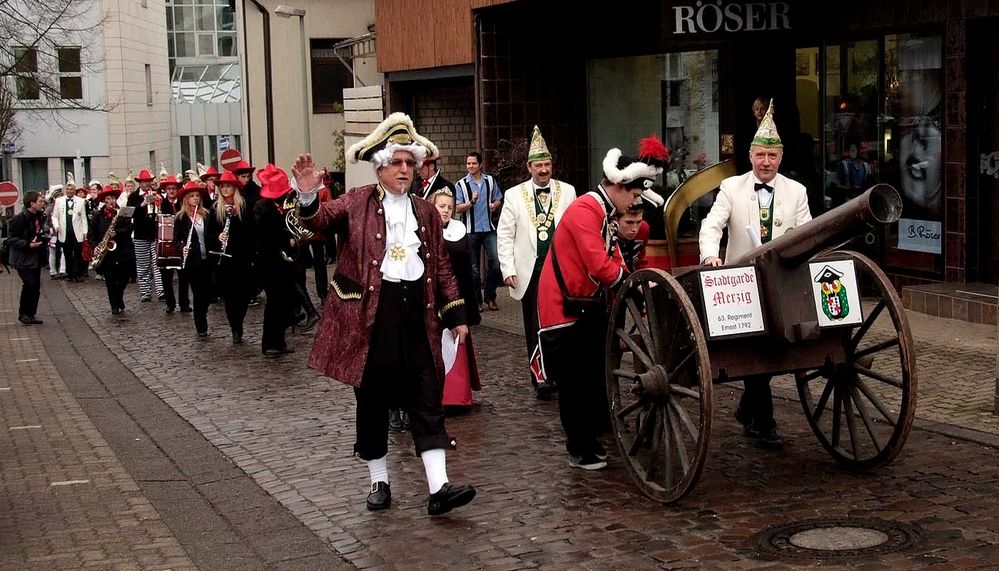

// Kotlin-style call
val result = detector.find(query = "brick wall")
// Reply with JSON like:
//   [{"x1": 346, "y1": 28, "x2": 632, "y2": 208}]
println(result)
[{"x1": 414, "y1": 79, "x2": 476, "y2": 184}]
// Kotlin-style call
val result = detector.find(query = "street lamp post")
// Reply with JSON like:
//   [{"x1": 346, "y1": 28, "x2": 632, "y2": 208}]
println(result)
[{"x1": 275, "y1": 5, "x2": 311, "y2": 155}]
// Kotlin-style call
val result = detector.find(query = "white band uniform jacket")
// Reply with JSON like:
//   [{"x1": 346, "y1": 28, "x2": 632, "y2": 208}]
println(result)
[
  {"x1": 698, "y1": 172, "x2": 811, "y2": 263},
  {"x1": 496, "y1": 179, "x2": 576, "y2": 301}
]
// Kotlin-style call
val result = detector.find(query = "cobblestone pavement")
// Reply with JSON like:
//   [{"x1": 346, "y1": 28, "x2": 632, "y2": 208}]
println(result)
[
  {"x1": 0, "y1": 280, "x2": 197, "y2": 570},
  {"x1": 48, "y1": 274, "x2": 999, "y2": 570}
]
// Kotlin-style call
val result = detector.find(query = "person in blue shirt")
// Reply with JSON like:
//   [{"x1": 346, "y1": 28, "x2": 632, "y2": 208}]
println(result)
[{"x1": 454, "y1": 151, "x2": 503, "y2": 311}]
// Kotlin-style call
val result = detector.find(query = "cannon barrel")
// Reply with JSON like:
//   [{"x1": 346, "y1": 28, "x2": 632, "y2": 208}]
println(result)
[{"x1": 730, "y1": 183, "x2": 903, "y2": 267}]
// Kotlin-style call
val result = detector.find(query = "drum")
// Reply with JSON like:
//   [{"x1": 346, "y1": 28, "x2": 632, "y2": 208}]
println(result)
[{"x1": 156, "y1": 214, "x2": 182, "y2": 269}]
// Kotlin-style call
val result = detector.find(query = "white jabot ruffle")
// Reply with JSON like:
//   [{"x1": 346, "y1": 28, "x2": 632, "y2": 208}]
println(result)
[
  {"x1": 380, "y1": 191, "x2": 424, "y2": 282},
  {"x1": 442, "y1": 218, "x2": 466, "y2": 242}
]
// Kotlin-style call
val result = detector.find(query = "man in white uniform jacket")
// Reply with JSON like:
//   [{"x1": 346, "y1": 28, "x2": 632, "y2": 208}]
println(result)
[
  {"x1": 497, "y1": 125, "x2": 575, "y2": 399},
  {"x1": 698, "y1": 100, "x2": 811, "y2": 449}
]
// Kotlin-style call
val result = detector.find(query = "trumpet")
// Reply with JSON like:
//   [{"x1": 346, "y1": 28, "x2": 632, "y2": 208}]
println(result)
[{"x1": 279, "y1": 194, "x2": 315, "y2": 263}]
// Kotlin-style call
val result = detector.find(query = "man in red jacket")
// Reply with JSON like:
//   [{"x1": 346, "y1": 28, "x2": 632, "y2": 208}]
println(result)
[
  {"x1": 292, "y1": 113, "x2": 475, "y2": 517},
  {"x1": 534, "y1": 136, "x2": 668, "y2": 471}
]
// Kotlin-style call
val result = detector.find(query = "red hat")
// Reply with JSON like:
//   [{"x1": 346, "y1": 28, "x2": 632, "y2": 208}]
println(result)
[
  {"x1": 201, "y1": 165, "x2": 221, "y2": 181},
  {"x1": 159, "y1": 175, "x2": 181, "y2": 190},
  {"x1": 134, "y1": 168, "x2": 155, "y2": 182},
  {"x1": 96, "y1": 187, "x2": 121, "y2": 202},
  {"x1": 217, "y1": 171, "x2": 243, "y2": 190},
  {"x1": 177, "y1": 180, "x2": 209, "y2": 202},
  {"x1": 233, "y1": 160, "x2": 256, "y2": 174},
  {"x1": 257, "y1": 164, "x2": 292, "y2": 199}
]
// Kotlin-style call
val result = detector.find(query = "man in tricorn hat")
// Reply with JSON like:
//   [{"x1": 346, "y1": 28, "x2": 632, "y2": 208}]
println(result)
[
  {"x1": 699, "y1": 100, "x2": 812, "y2": 449},
  {"x1": 291, "y1": 112, "x2": 476, "y2": 516},
  {"x1": 496, "y1": 125, "x2": 576, "y2": 399}
]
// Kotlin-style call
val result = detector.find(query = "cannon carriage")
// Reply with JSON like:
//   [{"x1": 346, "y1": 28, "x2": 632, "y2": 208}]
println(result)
[{"x1": 605, "y1": 176, "x2": 916, "y2": 503}]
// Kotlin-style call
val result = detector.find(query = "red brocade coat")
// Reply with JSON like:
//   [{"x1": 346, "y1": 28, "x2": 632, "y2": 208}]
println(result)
[{"x1": 300, "y1": 185, "x2": 467, "y2": 387}]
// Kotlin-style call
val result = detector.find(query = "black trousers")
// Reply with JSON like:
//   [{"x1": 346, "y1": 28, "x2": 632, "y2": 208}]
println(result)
[
  {"x1": 62, "y1": 236, "x2": 83, "y2": 278},
  {"x1": 261, "y1": 269, "x2": 294, "y2": 351},
  {"x1": 520, "y1": 268, "x2": 542, "y2": 381},
  {"x1": 184, "y1": 265, "x2": 212, "y2": 334},
  {"x1": 16, "y1": 266, "x2": 41, "y2": 317},
  {"x1": 161, "y1": 267, "x2": 191, "y2": 310},
  {"x1": 309, "y1": 241, "x2": 329, "y2": 300},
  {"x1": 102, "y1": 267, "x2": 130, "y2": 311},
  {"x1": 737, "y1": 375, "x2": 776, "y2": 429},
  {"x1": 353, "y1": 280, "x2": 449, "y2": 460},
  {"x1": 542, "y1": 312, "x2": 610, "y2": 457},
  {"x1": 217, "y1": 264, "x2": 253, "y2": 336}
]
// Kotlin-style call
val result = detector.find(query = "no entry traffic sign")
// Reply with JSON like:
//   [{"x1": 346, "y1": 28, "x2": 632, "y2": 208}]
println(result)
[
  {"x1": 220, "y1": 148, "x2": 242, "y2": 172},
  {"x1": 0, "y1": 181, "x2": 19, "y2": 207}
]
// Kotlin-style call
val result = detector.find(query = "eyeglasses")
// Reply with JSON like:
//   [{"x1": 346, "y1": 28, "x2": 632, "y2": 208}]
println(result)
[{"x1": 386, "y1": 158, "x2": 418, "y2": 169}]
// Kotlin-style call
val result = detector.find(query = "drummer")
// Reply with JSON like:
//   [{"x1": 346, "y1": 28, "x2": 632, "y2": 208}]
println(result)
[
  {"x1": 158, "y1": 174, "x2": 190, "y2": 314},
  {"x1": 697, "y1": 100, "x2": 811, "y2": 449}
]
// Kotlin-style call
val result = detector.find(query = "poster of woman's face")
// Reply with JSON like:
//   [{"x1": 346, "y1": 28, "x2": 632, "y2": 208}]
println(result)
[{"x1": 896, "y1": 41, "x2": 943, "y2": 220}]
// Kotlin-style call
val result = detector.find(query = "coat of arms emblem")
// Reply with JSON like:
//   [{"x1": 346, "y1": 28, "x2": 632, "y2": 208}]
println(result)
[{"x1": 813, "y1": 265, "x2": 850, "y2": 320}]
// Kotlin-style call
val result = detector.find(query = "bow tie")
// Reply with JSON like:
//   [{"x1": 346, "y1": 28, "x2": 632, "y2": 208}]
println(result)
[
  {"x1": 536, "y1": 187, "x2": 550, "y2": 194},
  {"x1": 754, "y1": 183, "x2": 773, "y2": 192}
]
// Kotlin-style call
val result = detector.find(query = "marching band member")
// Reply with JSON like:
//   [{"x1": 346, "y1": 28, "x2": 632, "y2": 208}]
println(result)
[
  {"x1": 127, "y1": 168, "x2": 164, "y2": 302},
  {"x1": 252, "y1": 165, "x2": 298, "y2": 357},
  {"x1": 200, "y1": 164, "x2": 221, "y2": 202},
  {"x1": 206, "y1": 171, "x2": 255, "y2": 344},
  {"x1": 173, "y1": 180, "x2": 213, "y2": 337},
  {"x1": 88, "y1": 185, "x2": 134, "y2": 315},
  {"x1": 158, "y1": 174, "x2": 191, "y2": 313}
]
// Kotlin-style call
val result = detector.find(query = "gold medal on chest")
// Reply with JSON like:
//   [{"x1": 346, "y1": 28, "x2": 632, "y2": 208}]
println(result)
[
  {"x1": 775, "y1": 218, "x2": 783, "y2": 227},
  {"x1": 759, "y1": 207, "x2": 771, "y2": 222},
  {"x1": 538, "y1": 230, "x2": 549, "y2": 242},
  {"x1": 388, "y1": 243, "x2": 407, "y2": 261}
]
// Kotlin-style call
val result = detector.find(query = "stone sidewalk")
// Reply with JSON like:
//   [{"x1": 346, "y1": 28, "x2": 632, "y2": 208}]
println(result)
[
  {"x1": 1, "y1": 271, "x2": 352, "y2": 570},
  {"x1": 0, "y1": 276, "x2": 197, "y2": 570},
  {"x1": 44, "y1": 272, "x2": 999, "y2": 570}
]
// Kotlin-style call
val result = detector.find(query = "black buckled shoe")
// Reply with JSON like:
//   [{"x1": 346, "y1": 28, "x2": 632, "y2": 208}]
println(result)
[
  {"x1": 366, "y1": 481, "x2": 391, "y2": 511},
  {"x1": 757, "y1": 425, "x2": 784, "y2": 450},
  {"x1": 427, "y1": 482, "x2": 475, "y2": 516}
]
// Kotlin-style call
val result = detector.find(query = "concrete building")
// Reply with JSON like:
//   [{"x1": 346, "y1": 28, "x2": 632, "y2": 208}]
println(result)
[
  {"x1": 7, "y1": 0, "x2": 173, "y2": 195},
  {"x1": 236, "y1": 0, "x2": 381, "y2": 180}
]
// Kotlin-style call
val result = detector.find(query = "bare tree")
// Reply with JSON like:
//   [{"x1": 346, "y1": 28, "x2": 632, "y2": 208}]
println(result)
[{"x1": 0, "y1": 0, "x2": 111, "y2": 148}]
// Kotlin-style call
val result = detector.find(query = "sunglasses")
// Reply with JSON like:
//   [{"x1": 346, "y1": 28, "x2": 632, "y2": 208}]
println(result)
[{"x1": 386, "y1": 158, "x2": 418, "y2": 169}]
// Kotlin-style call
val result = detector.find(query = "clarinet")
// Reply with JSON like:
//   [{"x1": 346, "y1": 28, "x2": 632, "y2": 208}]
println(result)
[
  {"x1": 181, "y1": 210, "x2": 197, "y2": 269},
  {"x1": 209, "y1": 206, "x2": 233, "y2": 259}
]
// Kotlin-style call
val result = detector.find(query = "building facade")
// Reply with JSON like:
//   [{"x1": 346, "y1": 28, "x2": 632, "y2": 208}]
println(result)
[
  {"x1": 7, "y1": 0, "x2": 173, "y2": 196},
  {"x1": 237, "y1": 0, "x2": 381, "y2": 178},
  {"x1": 376, "y1": 0, "x2": 999, "y2": 296}
]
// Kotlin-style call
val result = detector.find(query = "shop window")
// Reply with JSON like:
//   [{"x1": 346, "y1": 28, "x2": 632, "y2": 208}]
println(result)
[
  {"x1": 588, "y1": 50, "x2": 720, "y2": 242},
  {"x1": 311, "y1": 39, "x2": 352, "y2": 113}
]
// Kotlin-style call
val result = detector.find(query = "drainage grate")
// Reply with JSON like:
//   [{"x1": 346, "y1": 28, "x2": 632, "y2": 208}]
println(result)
[{"x1": 751, "y1": 517, "x2": 923, "y2": 559}]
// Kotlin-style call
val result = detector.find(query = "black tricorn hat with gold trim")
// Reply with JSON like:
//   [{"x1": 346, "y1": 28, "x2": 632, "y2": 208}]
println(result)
[{"x1": 347, "y1": 112, "x2": 439, "y2": 166}]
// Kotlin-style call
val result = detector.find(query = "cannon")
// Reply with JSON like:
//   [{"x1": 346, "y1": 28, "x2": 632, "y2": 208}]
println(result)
[{"x1": 605, "y1": 183, "x2": 915, "y2": 502}]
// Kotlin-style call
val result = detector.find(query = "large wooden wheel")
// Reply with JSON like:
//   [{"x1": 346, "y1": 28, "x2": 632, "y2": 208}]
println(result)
[
  {"x1": 796, "y1": 251, "x2": 917, "y2": 469},
  {"x1": 605, "y1": 269, "x2": 713, "y2": 503}
]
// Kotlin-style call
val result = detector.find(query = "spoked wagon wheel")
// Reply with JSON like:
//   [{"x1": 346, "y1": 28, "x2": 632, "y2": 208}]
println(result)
[
  {"x1": 796, "y1": 251, "x2": 917, "y2": 469},
  {"x1": 605, "y1": 269, "x2": 712, "y2": 503}
]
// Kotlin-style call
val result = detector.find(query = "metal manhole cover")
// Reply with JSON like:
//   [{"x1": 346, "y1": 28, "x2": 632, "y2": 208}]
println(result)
[{"x1": 751, "y1": 517, "x2": 923, "y2": 559}]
